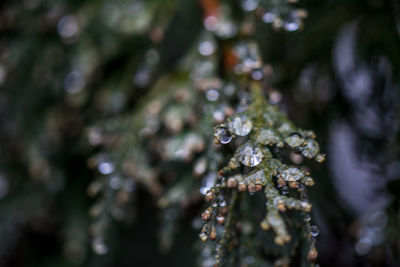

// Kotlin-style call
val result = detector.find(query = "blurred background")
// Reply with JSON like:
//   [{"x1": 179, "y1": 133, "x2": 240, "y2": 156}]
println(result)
[{"x1": 0, "y1": 0, "x2": 399, "y2": 266}]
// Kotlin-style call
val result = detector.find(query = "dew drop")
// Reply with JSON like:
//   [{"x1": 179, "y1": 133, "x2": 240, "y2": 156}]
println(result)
[
  {"x1": 199, "y1": 41, "x2": 216, "y2": 56},
  {"x1": 214, "y1": 126, "x2": 232, "y2": 144},
  {"x1": 285, "y1": 133, "x2": 305, "y2": 148},
  {"x1": 228, "y1": 115, "x2": 252, "y2": 136},
  {"x1": 199, "y1": 231, "x2": 208, "y2": 242},
  {"x1": 92, "y1": 238, "x2": 108, "y2": 255},
  {"x1": 98, "y1": 160, "x2": 115, "y2": 175},
  {"x1": 280, "y1": 167, "x2": 303, "y2": 182},
  {"x1": 310, "y1": 225, "x2": 319, "y2": 237},
  {"x1": 206, "y1": 89, "x2": 219, "y2": 101},
  {"x1": 109, "y1": 176, "x2": 122, "y2": 190},
  {"x1": 238, "y1": 143, "x2": 263, "y2": 167},
  {"x1": 301, "y1": 139, "x2": 320, "y2": 158},
  {"x1": 57, "y1": 15, "x2": 79, "y2": 39}
]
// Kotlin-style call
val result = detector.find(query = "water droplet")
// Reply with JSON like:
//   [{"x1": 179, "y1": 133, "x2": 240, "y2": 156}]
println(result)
[
  {"x1": 241, "y1": 0, "x2": 259, "y2": 11},
  {"x1": 301, "y1": 201, "x2": 312, "y2": 212},
  {"x1": 201, "y1": 173, "x2": 216, "y2": 195},
  {"x1": 251, "y1": 69, "x2": 264, "y2": 80},
  {"x1": 109, "y1": 176, "x2": 122, "y2": 190},
  {"x1": 285, "y1": 133, "x2": 305, "y2": 148},
  {"x1": 280, "y1": 167, "x2": 304, "y2": 182},
  {"x1": 262, "y1": 12, "x2": 276, "y2": 23},
  {"x1": 304, "y1": 214, "x2": 311, "y2": 222},
  {"x1": 256, "y1": 128, "x2": 280, "y2": 145},
  {"x1": 64, "y1": 71, "x2": 85, "y2": 94},
  {"x1": 204, "y1": 16, "x2": 218, "y2": 31},
  {"x1": 199, "y1": 41, "x2": 216, "y2": 56},
  {"x1": 214, "y1": 126, "x2": 232, "y2": 144},
  {"x1": 238, "y1": 143, "x2": 263, "y2": 167},
  {"x1": 194, "y1": 158, "x2": 207, "y2": 176},
  {"x1": 284, "y1": 20, "x2": 300, "y2": 32},
  {"x1": 199, "y1": 231, "x2": 208, "y2": 242},
  {"x1": 145, "y1": 49, "x2": 159, "y2": 65},
  {"x1": 301, "y1": 139, "x2": 320, "y2": 158},
  {"x1": 57, "y1": 15, "x2": 79, "y2": 39},
  {"x1": 92, "y1": 238, "x2": 108, "y2": 255},
  {"x1": 228, "y1": 115, "x2": 252, "y2": 136},
  {"x1": 310, "y1": 225, "x2": 319, "y2": 237},
  {"x1": 206, "y1": 89, "x2": 219, "y2": 101},
  {"x1": 98, "y1": 160, "x2": 115, "y2": 175},
  {"x1": 355, "y1": 239, "x2": 372, "y2": 255}
]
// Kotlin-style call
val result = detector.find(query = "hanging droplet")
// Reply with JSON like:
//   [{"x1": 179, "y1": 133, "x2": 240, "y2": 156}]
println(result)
[
  {"x1": 198, "y1": 40, "x2": 216, "y2": 56},
  {"x1": 310, "y1": 225, "x2": 320, "y2": 237},
  {"x1": 280, "y1": 167, "x2": 304, "y2": 182},
  {"x1": 307, "y1": 247, "x2": 318, "y2": 261},
  {"x1": 109, "y1": 176, "x2": 122, "y2": 190},
  {"x1": 284, "y1": 133, "x2": 305, "y2": 148},
  {"x1": 256, "y1": 128, "x2": 281, "y2": 145},
  {"x1": 92, "y1": 238, "x2": 108, "y2": 255},
  {"x1": 262, "y1": 12, "x2": 276, "y2": 23},
  {"x1": 241, "y1": 0, "x2": 259, "y2": 11},
  {"x1": 216, "y1": 214, "x2": 225, "y2": 225},
  {"x1": 206, "y1": 89, "x2": 219, "y2": 101},
  {"x1": 227, "y1": 177, "x2": 237, "y2": 188},
  {"x1": 304, "y1": 214, "x2": 311, "y2": 222},
  {"x1": 214, "y1": 126, "x2": 232, "y2": 144},
  {"x1": 201, "y1": 208, "x2": 212, "y2": 221},
  {"x1": 238, "y1": 143, "x2": 263, "y2": 167},
  {"x1": 228, "y1": 115, "x2": 252, "y2": 136},
  {"x1": 300, "y1": 201, "x2": 312, "y2": 212},
  {"x1": 199, "y1": 231, "x2": 208, "y2": 242},
  {"x1": 98, "y1": 160, "x2": 115, "y2": 175},
  {"x1": 301, "y1": 139, "x2": 320, "y2": 158}
]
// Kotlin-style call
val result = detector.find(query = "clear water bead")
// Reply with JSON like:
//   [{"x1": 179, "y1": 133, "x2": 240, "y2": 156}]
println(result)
[
  {"x1": 256, "y1": 129, "x2": 281, "y2": 145},
  {"x1": 98, "y1": 160, "x2": 115, "y2": 175},
  {"x1": 285, "y1": 133, "x2": 305, "y2": 148},
  {"x1": 228, "y1": 115, "x2": 252, "y2": 136},
  {"x1": 280, "y1": 167, "x2": 304, "y2": 182},
  {"x1": 301, "y1": 139, "x2": 320, "y2": 158},
  {"x1": 241, "y1": 0, "x2": 259, "y2": 11},
  {"x1": 310, "y1": 225, "x2": 320, "y2": 237},
  {"x1": 238, "y1": 143, "x2": 263, "y2": 167},
  {"x1": 92, "y1": 238, "x2": 108, "y2": 255},
  {"x1": 215, "y1": 126, "x2": 232, "y2": 144},
  {"x1": 262, "y1": 12, "x2": 276, "y2": 23}
]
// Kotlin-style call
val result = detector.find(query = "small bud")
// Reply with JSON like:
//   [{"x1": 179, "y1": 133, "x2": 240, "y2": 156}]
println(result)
[
  {"x1": 315, "y1": 154, "x2": 325, "y2": 163},
  {"x1": 227, "y1": 177, "x2": 237, "y2": 188},
  {"x1": 277, "y1": 203, "x2": 286, "y2": 212},
  {"x1": 216, "y1": 214, "x2": 225, "y2": 225},
  {"x1": 209, "y1": 226, "x2": 217, "y2": 240},
  {"x1": 276, "y1": 178, "x2": 286, "y2": 188},
  {"x1": 260, "y1": 219, "x2": 270, "y2": 230},
  {"x1": 305, "y1": 177, "x2": 314, "y2": 186},
  {"x1": 220, "y1": 206, "x2": 228, "y2": 215},
  {"x1": 201, "y1": 208, "x2": 212, "y2": 221},
  {"x1": 274, "y1": 236, "x2": 285, "y2": 246},
  {"x1": 199, "y1": 231, "x2": 208, "y2": 242},
  {"x1": 300, "y1": 201, "x2": 312, "y2": 212},
  {"x1": 307, "y1": 247, "x2": 318, "y2": 261},
  {"x1": 205, "y1": 190, "x2": 213, "y2": 202},
  {"x1": 289, "y1": 181, "x2": 298, "y2": 188}
]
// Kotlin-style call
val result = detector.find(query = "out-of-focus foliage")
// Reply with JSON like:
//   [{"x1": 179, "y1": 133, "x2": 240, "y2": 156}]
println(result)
[{"x1": 0, "y1": 0, "x2": 399, "y2": 267}]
